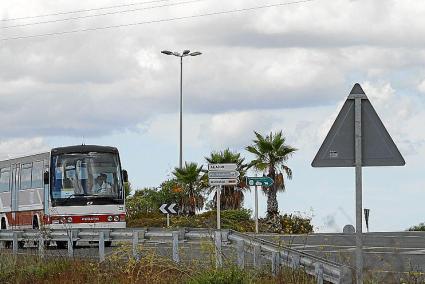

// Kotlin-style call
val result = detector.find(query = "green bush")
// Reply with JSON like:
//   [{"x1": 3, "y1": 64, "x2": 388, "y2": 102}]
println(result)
[
  {"x1": 221, "y1": 209, "x2": 252, "y2": 222},
  {"x1": 127, "y1": 209, "x2": 255, "y2": 231},
  {"x1": 280, "y1": 213, "x2": 314, "y2": 234},
  {"x1": 127, "y1": 209, "x2": 314, "y2": 234},
  {"x1": 407, "y1": 222, "x2": 425, "y2": 231},
  {"x1": 258, "y1": 214, "x2": 314, "y2": 234}
]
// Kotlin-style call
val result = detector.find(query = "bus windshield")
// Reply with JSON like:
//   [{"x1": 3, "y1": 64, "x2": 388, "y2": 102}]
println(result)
[{"x1": 51, "y1": 152, "x2": 123, "y2": 204}]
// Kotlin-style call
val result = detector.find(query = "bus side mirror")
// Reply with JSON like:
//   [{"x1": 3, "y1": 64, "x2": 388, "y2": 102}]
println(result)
[
  {"x1": 122, "y1": 170, "x2": 128, "y2": 183},
  {"x1": 44, "y1": 171, "x2": 49, "y2": 185}
]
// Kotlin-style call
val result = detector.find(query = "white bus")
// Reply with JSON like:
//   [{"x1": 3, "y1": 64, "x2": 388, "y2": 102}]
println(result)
[{"x1": 0, "y1": 145, "x2": 127, "y2": 247}]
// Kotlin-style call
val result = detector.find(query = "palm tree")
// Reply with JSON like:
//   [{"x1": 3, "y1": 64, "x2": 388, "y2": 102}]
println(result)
[
  {"x1": 246, "y1": 131, "x2": 297, "y2": 218},
  {"x1": 172, "y1": 162, "x2": 206, "y2": 215},
  {"x1": 205, "y1": 149, "x2": 249, "y2": 210}
]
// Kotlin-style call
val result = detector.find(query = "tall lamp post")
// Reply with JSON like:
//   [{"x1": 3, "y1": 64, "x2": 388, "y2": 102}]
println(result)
[{"x1": 161, "y1": 49, "x2": 202, "y2": 169}]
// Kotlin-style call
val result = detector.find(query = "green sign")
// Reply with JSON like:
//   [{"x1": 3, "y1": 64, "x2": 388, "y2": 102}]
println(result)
[{"x1": 246, "y1": 177, "x2": 274, "y2": 187}]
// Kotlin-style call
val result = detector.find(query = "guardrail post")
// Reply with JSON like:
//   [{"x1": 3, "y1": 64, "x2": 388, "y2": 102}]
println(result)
[
  {"x1": 132, "y1": 231, "x2": 139, "y2": 260},
  {"x1": 291, "y1": 254, "x2": 300, "y2": 269},
  {"x1": 221, "y1": 230, "x2": 229, "y2": 242},
  {"x1": 172, "y1": 231, "x2": 179, "y2": 263},
  {"x1": 99, "y1": 231, "x2": 105, "y2": 262},
  {"x1": 236, "y1": 239, "x2": 244, "y2": 268},
  {"x1": 38, "y1": 234, "x2": 44, "y2": 259},
  {"x1": 12, "y1": 232, "x2": 18, "y2": 255},
  {"x1": 339, "y1": 266, "x2": 353, "y2": 284},
  {"x1": 315, "y1": 263, "x2": 324, "y2": 284},
  {"x1": 178, "y1": 228, "x2": 185, "y2": 240},
  {"x1": 253, "y1": 244, "x2": 261, "y2": 268},
  {"x1": 215, "y1": 230, "x2": 222, "y2": 268},
  {"x1": 67, "y1": 237, "x2": 73, "y2": 258},
  {"x1": 271, "y1": 252, "x2": 279, "y2": 276}
]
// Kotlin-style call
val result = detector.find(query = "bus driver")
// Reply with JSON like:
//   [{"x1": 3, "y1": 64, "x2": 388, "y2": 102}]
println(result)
[{"x1": 94, "y1": 173, "x2": 112, "y2": 194}]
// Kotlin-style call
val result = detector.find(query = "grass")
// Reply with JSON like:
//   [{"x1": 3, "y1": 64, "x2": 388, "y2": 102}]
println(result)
[
  {"x1": 0, "y1": 244, "x2": 316, "y2": 284},
  {"x1": 0, "y1": 245, "x2": 423, "y2": 283}
]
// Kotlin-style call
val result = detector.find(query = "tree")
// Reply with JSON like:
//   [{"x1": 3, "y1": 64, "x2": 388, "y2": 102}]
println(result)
[
  {"x1": 205, "y1": 149, "x2": 249, "y2": 210},
  {"x1": 246, "y1": 131, "x2": 297, "y2": 218},
  {"x1": 124, "y1": 182, "x2": 132, "y2": 199},
  {"x1": 172, "y1": 162, "x2": 206, "y2": 215}
]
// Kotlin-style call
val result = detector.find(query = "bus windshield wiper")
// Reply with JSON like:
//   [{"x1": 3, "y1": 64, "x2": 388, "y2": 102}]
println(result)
[
  {"x1": 59, "y1": 193, "x2": 87, "y2": 205},
  {"x1": 66, "y1": 193, "x2": 86, "y2": 199}
]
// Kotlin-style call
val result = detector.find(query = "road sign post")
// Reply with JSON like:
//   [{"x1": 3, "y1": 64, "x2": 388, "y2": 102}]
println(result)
[
  {"x1": 208, "y1": 164, "x2": 239, "y2": 231},
  {"x1": 255, "y1": 184, "x2": 258, "y2": 234},
  {"x1": 354, "y1": 95, "x2": 363, "y2": 284},
  {"x1": 217, "y1": 186, "x2": 221, "y2": 230},
  {"x1": 312, "y1": 83, "x2": 406, "y2": 284},
  {"x1": 246, "y1": 177, "x2": 274, "y2": 234}
]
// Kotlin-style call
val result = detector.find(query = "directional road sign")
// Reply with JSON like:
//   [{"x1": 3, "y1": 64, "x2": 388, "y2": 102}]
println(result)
[
  {"x1": 207, "y1": 163, "x2": 239, "y2": 231},
  {"x1": 246, "y1": 177, "x2": 274, "y2": 187},
  {"x1": 208, "y1": 170, "x2": 240, "y2": 179},
  {"x1": 160, "y1": 203, "x2": 177, "y2": 215},
  {"x1": 208, "y1": 163, "x2": 237, "y2": 171},
  {"x1": 208, "y1": 178, "x2": 239, "y2": 186},
  {"x1": 312, "y1": 83, "x2": 405, "y2": 167}
]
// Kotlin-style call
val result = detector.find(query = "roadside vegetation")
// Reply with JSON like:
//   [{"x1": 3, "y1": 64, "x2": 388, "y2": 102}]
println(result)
[
  {"x1": 407, "y1": 222, "x2": 425, "y2": 231},
  {"x1": 127, "y1": 131, "x2": 311, "y2": 234},
  {"x1": 0, "y1": 250, "x2": 316, "y2": 284}
]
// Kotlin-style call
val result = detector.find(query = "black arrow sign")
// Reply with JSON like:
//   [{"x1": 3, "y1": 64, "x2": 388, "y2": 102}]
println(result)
[{"x1": 160, "y1": 203, "x2": 177, "y2": 215}]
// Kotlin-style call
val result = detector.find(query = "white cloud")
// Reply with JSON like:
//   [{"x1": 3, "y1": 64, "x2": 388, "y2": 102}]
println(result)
[
  {"x1": 0, "y1": 0, "x2": 425, "y2": 232},
  {"x1": 0, "y1": 137, "x2": 49, "y2": 160}
]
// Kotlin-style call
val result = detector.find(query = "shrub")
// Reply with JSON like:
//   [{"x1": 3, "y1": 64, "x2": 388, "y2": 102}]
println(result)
[
  {"x1": 407, "y1": 222, "x2": 425, "y2": 231},
  {"x1": 221, "y1": 209, "x2": 252, "y2": 222},
  {"x1": 259, "y1": 214, "x2": 314, "y2": 234},
  {"x1": 280, "y1": 214, "x2": 314, "y2": 234}
]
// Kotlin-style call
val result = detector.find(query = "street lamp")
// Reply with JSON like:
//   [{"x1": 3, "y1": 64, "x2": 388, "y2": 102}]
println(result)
[{"x1": 161, "y1": 49, "x2": 202, "y2": 169}]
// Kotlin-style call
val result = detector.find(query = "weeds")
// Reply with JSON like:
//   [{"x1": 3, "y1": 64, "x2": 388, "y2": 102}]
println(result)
[{"x1": 0, "y1": 241, "x2": 317, "y2": 284}]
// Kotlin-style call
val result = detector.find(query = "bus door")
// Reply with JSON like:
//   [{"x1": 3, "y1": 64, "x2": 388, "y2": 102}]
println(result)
[{"x1": 10, "y1": 164, "x2": 20, "y2": 227}]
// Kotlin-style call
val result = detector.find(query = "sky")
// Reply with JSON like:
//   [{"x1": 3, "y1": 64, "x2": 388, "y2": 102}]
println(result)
[{"x1": 0, "y1": 0, "x2": 424, "y2": 232}]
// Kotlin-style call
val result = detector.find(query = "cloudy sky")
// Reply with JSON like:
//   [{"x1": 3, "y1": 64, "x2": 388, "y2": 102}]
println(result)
[{"x1": 0, "y1": 0, "x2": 424, "y2": 232}]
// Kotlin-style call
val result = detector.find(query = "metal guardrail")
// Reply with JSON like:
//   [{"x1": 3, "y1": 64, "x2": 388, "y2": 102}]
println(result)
[
  {"x1": 227, "y1": 230, "x2": 352, "y2": 284},
  {"x1": 0, "y1": 228, "x2": 352, "y2": 284}
]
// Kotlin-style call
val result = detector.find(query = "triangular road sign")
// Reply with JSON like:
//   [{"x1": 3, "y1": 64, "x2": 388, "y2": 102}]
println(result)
[{"x1": 312, "y1": 83, "x2": 405, "y2": 167}]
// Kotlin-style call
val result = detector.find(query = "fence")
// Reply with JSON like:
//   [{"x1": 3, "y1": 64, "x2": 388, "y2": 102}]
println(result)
[{"x1": 0, "y1": 228, "x2": 352, "y2": 284}]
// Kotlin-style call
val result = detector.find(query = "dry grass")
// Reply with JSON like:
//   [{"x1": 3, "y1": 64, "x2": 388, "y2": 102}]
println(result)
[{"x1": 0, "y1": 243, "x2": 317, "y2": 284}]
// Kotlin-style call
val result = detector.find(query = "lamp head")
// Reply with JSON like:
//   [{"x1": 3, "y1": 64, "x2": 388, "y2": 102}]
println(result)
[{"x1": 161, "y1": 50, "x2": 173, "y2": 55}]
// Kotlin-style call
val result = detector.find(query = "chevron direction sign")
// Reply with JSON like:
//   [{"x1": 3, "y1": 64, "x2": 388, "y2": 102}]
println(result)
[{"x1": 160, "y1": 203, "x2": 177, "y2": 215}]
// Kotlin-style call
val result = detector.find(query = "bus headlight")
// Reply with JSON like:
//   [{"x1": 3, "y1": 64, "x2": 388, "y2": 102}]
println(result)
[
  {"x1": 113, "y1": 216, "x2": 119, "y2": 222},
  {"x1": 107, "y1": 216, "x2": 113, "y2": 222}
]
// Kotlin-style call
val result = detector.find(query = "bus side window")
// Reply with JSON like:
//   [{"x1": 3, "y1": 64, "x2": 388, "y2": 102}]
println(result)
[
  {"x1": 0, "y1": 168, "x2": 10, "y2": 192},
  {"x1": 20, "y1": 163, "x2": 32, "y2": 190},
  {"x1": 32, "y1": 161, "x2": 44, "y2": 188}
]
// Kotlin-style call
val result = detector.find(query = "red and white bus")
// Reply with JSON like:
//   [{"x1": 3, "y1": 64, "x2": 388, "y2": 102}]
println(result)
[{"x1": 0, "y1": 145, "x2": 127, "y2": 246}]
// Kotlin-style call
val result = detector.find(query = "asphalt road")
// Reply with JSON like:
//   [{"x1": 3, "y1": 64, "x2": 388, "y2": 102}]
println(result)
[{"x1": 252, "y1": 232, "x2": 425, "y2": 276}]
